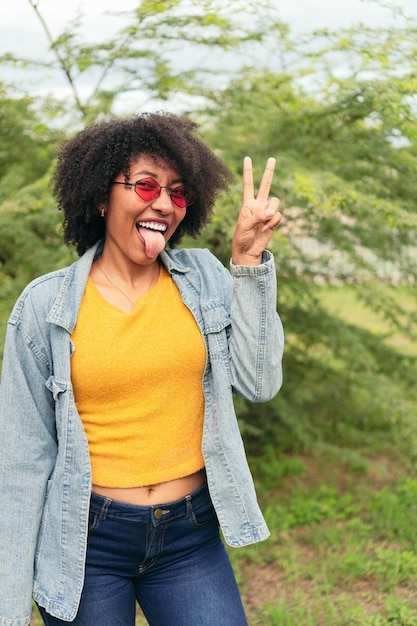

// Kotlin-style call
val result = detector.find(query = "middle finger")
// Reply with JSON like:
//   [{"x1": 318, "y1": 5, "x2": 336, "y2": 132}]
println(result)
[{"x1": 256, "y1": 157, "x2": 276, "y2": 202}]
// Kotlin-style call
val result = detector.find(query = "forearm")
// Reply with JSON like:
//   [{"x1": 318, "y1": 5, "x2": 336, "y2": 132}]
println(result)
[{"x1": 229, "y1": 251, "x2": 284, "y2": 401}]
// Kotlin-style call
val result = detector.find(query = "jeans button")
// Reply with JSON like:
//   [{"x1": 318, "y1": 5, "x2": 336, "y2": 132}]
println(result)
[{"x1": 154, "y1": 508, "x2": 163, "y2": 519}]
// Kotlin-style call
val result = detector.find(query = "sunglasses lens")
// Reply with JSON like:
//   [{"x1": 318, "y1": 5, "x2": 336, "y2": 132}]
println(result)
[
  {"x1": 134, "y1": 178, "x2": 195, "y2": 208},
  {"x1": 134, "y1": 179, "x2": 160, "y2": 201},
  {"x1": 171, "y1": 187, "x2": 187, "y2": 208},
  {"x1": 171, "y1": 188, "x2": 195, "y2": 208}
]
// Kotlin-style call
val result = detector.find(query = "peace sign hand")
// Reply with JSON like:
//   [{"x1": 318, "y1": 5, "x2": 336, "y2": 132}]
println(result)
[{"x1": 231, "y1": 156, "x2": 282, "y2": 266}]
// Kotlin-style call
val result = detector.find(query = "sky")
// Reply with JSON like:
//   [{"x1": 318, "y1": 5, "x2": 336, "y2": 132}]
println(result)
[
  {"x1": 2, "y1": 0, "x2": 417, "y2": 56},
  {"x1": 1, "y1": 0, "x2": 416, "y2": 112}
]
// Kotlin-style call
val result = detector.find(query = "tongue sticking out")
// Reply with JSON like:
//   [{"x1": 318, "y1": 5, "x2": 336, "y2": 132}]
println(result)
[{"x1": 138, "y1": 226, "x2": 166, "y2": 258}]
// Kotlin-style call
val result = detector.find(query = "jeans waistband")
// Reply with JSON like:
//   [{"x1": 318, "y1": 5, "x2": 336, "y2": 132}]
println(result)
[{"x1": 89, "y1": 481, "x2": 211, "y2": 523}]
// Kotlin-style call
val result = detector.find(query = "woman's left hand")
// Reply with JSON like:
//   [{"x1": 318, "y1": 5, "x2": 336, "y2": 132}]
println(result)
[{"x1": 231, "y1": 156, "x2": 282, "y2": 266}]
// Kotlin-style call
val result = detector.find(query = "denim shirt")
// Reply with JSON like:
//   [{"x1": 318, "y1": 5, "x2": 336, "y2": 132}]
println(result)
[{"x1": 0, "y1": 241, "x2": 284, "y2": 625}]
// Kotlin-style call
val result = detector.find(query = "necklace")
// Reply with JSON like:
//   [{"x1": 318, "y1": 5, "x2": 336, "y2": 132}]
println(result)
[{"x1": 97, "y1": 261, "x2": 136, "y2": 306}]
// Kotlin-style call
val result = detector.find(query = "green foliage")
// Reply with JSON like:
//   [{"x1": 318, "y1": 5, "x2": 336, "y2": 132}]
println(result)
[
  {"x1": 0, "y1": 85, "x2": 62, "y2": 201},
  {"x1": 198, "y1": 13, "x2": 417, "y2": 459},
  {"x1": 264, "y1": 485, "x2": 359, "y2": 532},
  {"x1": 227, "y1": 446, "x2": 417, "y2": 624},
  {"x1": 3, "y1": 0, "x2": 279, "y2": 123},
  {"x1": 204, "y1": 65, "x2": 417, "y2": 278},
  {"x1": 0, "y1": 174, "x2": 70, "y2": 279},
  {"x1": 0, "y1": 173, "x2": 76, "y2": 360},
  {"x1": 368, "y1": 479, "x2": 417, "y2": 544},
  {"x1": 236, "y1": 280, "x2": 417, "y2": 458},
  {"x1": 261, "y1": 596, "x2": 417, "y2": 626}
]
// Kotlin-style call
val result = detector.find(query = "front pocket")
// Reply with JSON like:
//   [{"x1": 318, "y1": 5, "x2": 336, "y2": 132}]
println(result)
[
  {"x1": 189, "y1": 497, "x2": 218, "y2": 529},
  {"x1": 88, "y1": 510, "x2": 102, "y2": 533}
]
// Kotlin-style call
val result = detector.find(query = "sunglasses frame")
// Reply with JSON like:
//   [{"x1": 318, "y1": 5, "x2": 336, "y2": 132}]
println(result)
[{"x1": 112, "y1": 178, "x2": 195, "y2": 208}]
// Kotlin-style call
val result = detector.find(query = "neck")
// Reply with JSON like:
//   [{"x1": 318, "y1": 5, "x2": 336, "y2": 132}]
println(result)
[
  {"x1": 99, "y1": 250, "x2": 160, "y2": 287},
  {"x1": 92, "y1": 256, "x2": 160, "y2": 311}
]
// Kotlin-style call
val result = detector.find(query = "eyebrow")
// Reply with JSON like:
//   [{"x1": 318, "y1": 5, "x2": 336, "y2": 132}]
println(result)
[{"x1": 130, "y1": 170, "x2": 183, "y2": 185}]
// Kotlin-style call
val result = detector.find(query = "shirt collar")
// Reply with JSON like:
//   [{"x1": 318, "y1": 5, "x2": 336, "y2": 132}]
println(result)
[{"x1": 46, "y1": 241, "x2": 190, "y2": 332}]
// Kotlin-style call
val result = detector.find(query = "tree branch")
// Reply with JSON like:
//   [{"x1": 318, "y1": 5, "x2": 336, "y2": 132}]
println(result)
[{"x1": 27, "y1": 0, "x2": 86, "y2": 116}]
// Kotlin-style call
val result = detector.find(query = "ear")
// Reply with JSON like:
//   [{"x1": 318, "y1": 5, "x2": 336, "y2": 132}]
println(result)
[{"x1": 99, "y1": 206, "x2": 106, "y2": 218}]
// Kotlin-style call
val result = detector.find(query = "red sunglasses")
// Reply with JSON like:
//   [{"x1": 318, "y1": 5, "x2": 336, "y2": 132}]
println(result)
[{"x1": 112, "y1": 177, "x2": 195, "y2": 208}]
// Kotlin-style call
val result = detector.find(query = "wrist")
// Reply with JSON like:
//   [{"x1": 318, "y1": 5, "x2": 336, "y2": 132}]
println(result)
[{"x1": 231, "y1": 252, "x2": 263, "y2": 266}]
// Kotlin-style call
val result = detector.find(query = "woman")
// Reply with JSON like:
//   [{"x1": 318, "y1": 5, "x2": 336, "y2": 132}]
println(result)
[{"x1": 0, "y1": 112, "x2": 284, "y2": 626}]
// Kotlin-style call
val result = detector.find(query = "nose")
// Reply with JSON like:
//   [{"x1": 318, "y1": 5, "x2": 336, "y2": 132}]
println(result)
[{"x1": 151, "y1": 187, "x2": 174, "y2": 214}]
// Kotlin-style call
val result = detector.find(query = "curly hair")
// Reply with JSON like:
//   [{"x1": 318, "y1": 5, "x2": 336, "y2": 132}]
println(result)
[{"x1": 53, "y1": 112, "x2": 234, "y2": 255}]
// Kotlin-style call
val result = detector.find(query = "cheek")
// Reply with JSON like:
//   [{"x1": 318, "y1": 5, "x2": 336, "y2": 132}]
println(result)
[
  {"x1": 176, "y1": 207, "x2": 187, "y2": 223},
  {"x1": 170, "y1": 208, "x2": 187, "y2": 231}
]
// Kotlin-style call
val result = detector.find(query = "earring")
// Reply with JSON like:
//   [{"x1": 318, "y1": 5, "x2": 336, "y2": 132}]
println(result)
[{"x1": 100, "y1": 207, "x2": 105, "y2": 218}]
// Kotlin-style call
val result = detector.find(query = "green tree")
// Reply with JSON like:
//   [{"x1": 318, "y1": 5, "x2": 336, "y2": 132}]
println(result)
[
  {"x1": 1, "y1": 0, "x2": 283, "y2": 124},
  {"x1": 197, "y1": 16, "x2": 417, "y2": 454},
  {"x1": 0, "y1": 85, "x2": 63, "y2": 201}
]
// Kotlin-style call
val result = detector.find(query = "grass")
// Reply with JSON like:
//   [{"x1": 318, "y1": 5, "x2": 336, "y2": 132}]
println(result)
[
  {"x1": 315, "y1": 284, "x2": 417, "y2": 356},
  {"x1": 229, "y1": 449, "x2": 417, "y2": 625},
  {"x1": 28, "y1": 284, "x2": 417, "y2": 625}
]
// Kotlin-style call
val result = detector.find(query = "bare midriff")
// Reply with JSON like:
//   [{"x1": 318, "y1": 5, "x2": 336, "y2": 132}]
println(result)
[{"x1": 92, "y1": 468, "x2": 206, "y2": 505}]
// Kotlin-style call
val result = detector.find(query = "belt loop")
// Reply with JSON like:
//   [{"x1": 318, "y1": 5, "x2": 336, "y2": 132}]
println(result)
[
  {"x1": 185, "y1": 493, "x2": 193, "y2": 518},
  {"x1": 99, "y1": 496, "x2": 112, "y2": 521}
]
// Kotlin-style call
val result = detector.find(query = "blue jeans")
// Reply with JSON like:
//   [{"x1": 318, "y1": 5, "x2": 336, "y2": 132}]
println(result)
[{"x1": 38, "y1": 483, "x2": 248, "y2": 625}]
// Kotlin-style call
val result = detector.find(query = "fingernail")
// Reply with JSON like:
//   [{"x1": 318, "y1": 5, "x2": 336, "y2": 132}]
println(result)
[{"x1": 265, "y1": 209, "x2": 274, "y2": 217}]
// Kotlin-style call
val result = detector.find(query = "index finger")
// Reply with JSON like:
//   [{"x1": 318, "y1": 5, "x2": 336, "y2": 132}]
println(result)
[
  {"x1": 242, "y1": 156, "x2": 254, "y2": 203},
  {"x1": 257, "y1": 157, "x2": 276, "y2": 202}
]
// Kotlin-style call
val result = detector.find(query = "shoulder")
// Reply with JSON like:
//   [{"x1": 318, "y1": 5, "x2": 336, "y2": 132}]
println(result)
[
  {"x1": 9, "y1": 268, "x2": 69, "y2": 324},
  {"x1": 163, "y1": 247, "x2": 227, "y2": 275},
  {"x1": 9, "y1": 244, "x2": 97, "y2": 327},
  {"x1": 161, "y1": 247, "x2": 232, "y2": 303}
]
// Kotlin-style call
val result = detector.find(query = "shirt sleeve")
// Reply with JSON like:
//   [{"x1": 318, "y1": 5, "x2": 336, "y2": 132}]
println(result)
[
  {"x1": 0, "y1": 298, "x2": 57, "y2": 626},
  {"x1": 228, "y1": 250, "x2": 284, "y2": 402}
]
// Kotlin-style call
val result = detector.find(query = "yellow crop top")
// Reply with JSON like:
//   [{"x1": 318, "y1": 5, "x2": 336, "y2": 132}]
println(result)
[{"x1": 70, "y1": 265, "x2": 206, "y2": 487}]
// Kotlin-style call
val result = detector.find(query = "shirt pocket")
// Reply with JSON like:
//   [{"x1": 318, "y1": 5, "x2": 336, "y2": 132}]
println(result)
[{"x1": 202, "y1": 301, "x2": 232, "y2": 381}]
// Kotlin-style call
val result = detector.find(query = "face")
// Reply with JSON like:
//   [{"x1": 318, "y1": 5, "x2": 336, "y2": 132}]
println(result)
[{"x1": 102, "y1": 155, "x2": 188, "y2": 266}]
